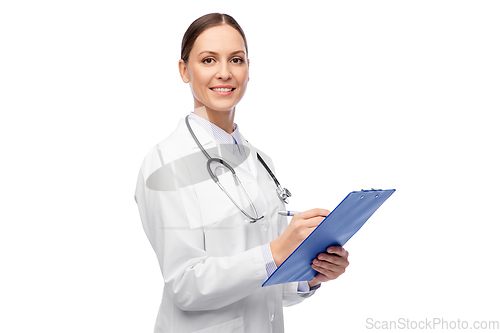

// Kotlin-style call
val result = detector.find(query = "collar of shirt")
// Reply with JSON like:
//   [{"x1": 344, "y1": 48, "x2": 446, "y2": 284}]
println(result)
[{"x1": 188, "y1": 112, "x2": 244, "y2": 155}]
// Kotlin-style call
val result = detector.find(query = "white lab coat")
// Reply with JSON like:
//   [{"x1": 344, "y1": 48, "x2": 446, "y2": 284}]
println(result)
[{"x1": 135, "y1": 117, "x2": 315, "y2": 333}]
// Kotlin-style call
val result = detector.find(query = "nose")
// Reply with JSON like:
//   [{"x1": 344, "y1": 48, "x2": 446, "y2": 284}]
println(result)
[{"x1": 216, "y1": 63, "x2": 232, "y2": 80}]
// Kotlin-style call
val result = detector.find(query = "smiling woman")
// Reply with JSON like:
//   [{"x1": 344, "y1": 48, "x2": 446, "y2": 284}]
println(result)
[
  {"x1": 134, "y1": 12, "x2": 349, "y2": 333},
  {"x1": 178, "y1": 15, "x2": 250, "y2": 133}
]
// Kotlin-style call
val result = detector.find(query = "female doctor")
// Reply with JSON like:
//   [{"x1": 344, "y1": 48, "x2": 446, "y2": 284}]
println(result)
[{"x1": 135, "y1": 13, "x2": 349, "y2": 333}]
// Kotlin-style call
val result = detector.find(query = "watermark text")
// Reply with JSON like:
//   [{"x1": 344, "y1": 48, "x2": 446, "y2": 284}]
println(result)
[{"x1": 366, "y1": 317, "x2": 499, "y2": 330}]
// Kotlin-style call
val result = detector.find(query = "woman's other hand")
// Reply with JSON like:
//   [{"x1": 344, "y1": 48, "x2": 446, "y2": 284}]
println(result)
[{"x1": 308, "y1": 246, "x2": 349, "y2": 288}]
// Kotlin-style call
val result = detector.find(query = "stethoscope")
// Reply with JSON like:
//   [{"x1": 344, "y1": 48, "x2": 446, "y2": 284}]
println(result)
[{"x1": 185, "y1": 115, "x2": 292, "y2": 222}]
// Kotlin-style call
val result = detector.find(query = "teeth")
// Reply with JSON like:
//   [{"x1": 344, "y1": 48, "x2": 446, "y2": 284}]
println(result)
[{"x1": 211, "y1": 88, "x2": 233, "y2": 92}]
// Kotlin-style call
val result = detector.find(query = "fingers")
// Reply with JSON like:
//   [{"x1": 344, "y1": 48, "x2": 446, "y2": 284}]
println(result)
[
  {"x1": 311, "y1": 246, "x2": 350, "y2": 282},
  {"x1": 315, "y1": 246, "x2": 349, "y2": 265},
  {"x1": 290, "y1": 215, "x2": 325, "y2": 231},
  {"x1": 326, "y1": 246, "x2": 348, "y2": 258},
  {"x1": 311, "y1": 263, "x2": 343, "y2": 281},
  {"x1": 303, "y1": 216, "x2": 327, "y2": 228},
  {"x1": 297, "y1": 208, "x2": 330, "y2": 220},
  {"x1": 293, "y1": 216, "x2": 324, "y2": 241},
  {"x1": 291, "y1": 208, "x2": 330, "y2": 229},
  {"x1": 313, "y1": 254, "x2": 349, "y2": 268},
  {"x1": 309, "y1": 273, "x2": 328, "y2": 285},
  {"x1": 312, "y1": 255, "x2": 348, "y2": 279}
]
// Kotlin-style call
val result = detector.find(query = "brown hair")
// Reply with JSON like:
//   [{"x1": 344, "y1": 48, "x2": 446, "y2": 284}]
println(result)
[{"x1": 181, "y1": 13, "x2": 248, "y2": 63}]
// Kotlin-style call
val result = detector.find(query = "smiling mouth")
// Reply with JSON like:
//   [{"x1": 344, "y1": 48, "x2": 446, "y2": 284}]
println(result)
[{"x1": 210, "y1": 87, "x2": 236, "y2": 92}]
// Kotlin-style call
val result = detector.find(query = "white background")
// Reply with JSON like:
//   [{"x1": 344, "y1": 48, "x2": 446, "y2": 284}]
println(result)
[{"x1": 1, "y1": 1, "x2": 499, "y2": 332}]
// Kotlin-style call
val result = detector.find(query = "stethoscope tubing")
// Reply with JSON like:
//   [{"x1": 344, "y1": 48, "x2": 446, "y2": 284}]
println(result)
[
  {"x1": 184, "y1": 115, "x2": 291, "y2": 222},
  {"x1": 185, "y1": 115, "x2": 263, "y2": 222}
]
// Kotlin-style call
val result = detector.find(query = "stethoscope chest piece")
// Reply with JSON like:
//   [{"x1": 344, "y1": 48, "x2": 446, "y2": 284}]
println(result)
[{"x1": 277, "y1": 186, "x2": 292, "y2": 204}]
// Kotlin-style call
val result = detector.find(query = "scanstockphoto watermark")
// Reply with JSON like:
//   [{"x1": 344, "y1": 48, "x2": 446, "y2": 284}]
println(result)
[{"x1": 366, "y1": 318, "x2": 499, "y2": 330}]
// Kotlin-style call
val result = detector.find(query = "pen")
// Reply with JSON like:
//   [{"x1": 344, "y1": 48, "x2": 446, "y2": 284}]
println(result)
[{"x1": 278, "y1": 210, "x2": 300, "y2": 216}]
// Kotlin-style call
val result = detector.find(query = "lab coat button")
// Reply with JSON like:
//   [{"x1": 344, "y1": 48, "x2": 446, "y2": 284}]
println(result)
[{"x1": 270, "y1": 313, "x2": 274, "y2": 322}]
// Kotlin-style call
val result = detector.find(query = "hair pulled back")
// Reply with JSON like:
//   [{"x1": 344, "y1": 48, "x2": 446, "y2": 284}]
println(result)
[{"x1": 181, "y1": 13, "x2": 248, "y2": 63}]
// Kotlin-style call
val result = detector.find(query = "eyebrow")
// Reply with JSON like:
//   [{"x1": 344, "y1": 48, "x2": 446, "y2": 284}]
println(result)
[{"x1": 198, "y1": 50, "x2": 246, "y2": 57}]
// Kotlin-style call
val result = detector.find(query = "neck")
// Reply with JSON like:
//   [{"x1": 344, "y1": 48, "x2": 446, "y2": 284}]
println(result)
[{"x1": 193, "y1": 106, "x2": 235, "y2": 134}]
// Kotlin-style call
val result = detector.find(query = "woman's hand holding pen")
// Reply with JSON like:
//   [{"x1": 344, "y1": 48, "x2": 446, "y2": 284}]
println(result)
[
  {"x1": 270, "y1": 208, "x2": 350, "y2": 288},
  {"x1": 270, "y1": 208, "x2": 330, "y2": 267}
]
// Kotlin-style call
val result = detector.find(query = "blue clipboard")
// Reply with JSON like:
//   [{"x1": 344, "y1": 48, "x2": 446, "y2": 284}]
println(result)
[{"x1": 262, "y1": 189, "x2": 396, "y2": 287}]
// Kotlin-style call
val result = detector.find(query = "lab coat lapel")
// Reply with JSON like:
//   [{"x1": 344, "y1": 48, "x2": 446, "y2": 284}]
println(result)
[
  {"x1": 236, "y1": 132, "x2": 260, "y2": 181},
  {"x1": 174, "y1": 117, "x2": 269, "y2": 225},
  {"x1": 180, "y1": 117, "x2": 260, "y2": 181},
  {"x1": 183, "y1": 118, "x2": 217, "y2": 152}
]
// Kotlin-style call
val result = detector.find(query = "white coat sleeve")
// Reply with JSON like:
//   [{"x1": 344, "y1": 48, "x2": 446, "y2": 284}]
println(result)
[{"x1": 135, "y1": 159, "x2": 268, "y2": 312}]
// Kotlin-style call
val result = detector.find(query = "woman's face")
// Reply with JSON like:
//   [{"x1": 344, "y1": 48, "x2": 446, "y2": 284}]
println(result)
[{"x1": 179, "y1": 25, "x2": 249, "y2": 113}]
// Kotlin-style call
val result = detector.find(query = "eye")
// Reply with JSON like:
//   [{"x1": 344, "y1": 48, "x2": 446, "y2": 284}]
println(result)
[
  {"x1": 202, "y1": 58, "x2": 215, "y2": 64},
  {"x1": 231, "y1": 57, "x2": 244, "y2": 64}
]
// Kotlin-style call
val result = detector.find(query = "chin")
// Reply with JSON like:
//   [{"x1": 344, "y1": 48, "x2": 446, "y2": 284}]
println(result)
[{"x1": 209, "y1": 102, "x2": 239, "y2": 112}]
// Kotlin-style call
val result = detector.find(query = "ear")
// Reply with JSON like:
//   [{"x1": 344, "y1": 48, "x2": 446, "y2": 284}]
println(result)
[
  {"x1": 247, "y1": 58, "x2": 250, "y2": 82},
  {"x1": 179, "y1": 59, "x2": 190, "y2": 83}
]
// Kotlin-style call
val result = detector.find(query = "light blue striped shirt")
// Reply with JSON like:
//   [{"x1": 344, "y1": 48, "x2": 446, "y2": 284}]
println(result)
[
  {"x1": 188, "y1": 112, "x2": 245, "y2": 156},
  {"x1": 188, "y1": 112, "x2": 313, "y2": 293}
]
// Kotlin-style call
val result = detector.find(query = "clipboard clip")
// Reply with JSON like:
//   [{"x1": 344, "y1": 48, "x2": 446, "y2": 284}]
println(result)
[{"x1": 360, "y1": 188, "x2": 382, "y2": 199}]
